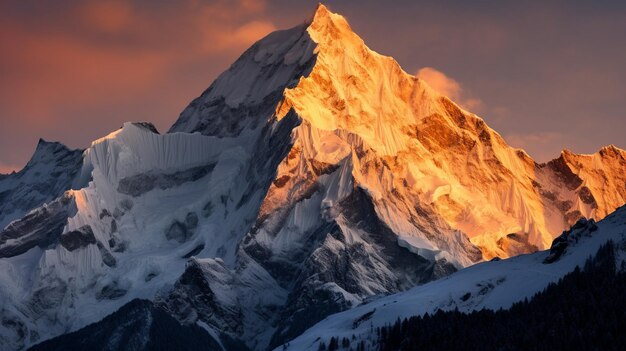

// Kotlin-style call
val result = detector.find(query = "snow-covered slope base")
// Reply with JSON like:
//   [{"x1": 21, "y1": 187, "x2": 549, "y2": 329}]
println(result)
[{"x1": 280, "y1": 205, "x2": 626, "y2": 351}]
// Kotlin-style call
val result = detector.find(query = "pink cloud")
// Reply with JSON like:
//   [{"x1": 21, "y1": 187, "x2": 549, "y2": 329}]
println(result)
[
  {"x1": 0, "y1": 0, "x2": 277, "y2": 169},
  {"x1": 77, "y1": 2, "x2": 134, "y2": 34},
  {"x1": 416, "y1": 67, "x2": 483, "y2": 112}
]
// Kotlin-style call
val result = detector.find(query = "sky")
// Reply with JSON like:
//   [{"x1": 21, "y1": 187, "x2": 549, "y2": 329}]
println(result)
[{"x1": 1, "y1": 0, "x2": 625, "y2": 173}]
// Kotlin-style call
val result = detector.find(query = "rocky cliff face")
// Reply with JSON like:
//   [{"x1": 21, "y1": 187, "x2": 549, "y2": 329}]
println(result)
[{"x1": 0, "y1": 4, "x2": 624, "y2": 351}]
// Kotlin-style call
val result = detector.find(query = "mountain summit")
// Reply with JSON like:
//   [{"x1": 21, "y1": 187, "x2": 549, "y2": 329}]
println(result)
[
  {"x1": 172, "y1": 3, "x2": 626, "y2": 260},
  {"x1": 0, "y1": 4, "x2": 625, "y2": 350}
]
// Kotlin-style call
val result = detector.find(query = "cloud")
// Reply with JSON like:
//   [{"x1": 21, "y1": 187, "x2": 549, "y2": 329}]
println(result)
[
  {"x1": 0, "y1": 0, "x2": 277, "y2": 171},
  {"x1": 199, "y1": 19, "x2": 276, "y2": 54},
  {"x1": 78, "y1": 2, "x2": 134, "y2": 34},
  {"x1": 230, "y1": 21, "x2": 277, "y2": 47},
  {"x1": 416, "y1": 67, "x2": 483, "y2": 111}
]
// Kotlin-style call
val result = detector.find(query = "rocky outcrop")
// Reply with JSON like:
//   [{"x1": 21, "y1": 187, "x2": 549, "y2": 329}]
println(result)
[
  {"x1": 544, "y1": 217, "x2": 598, "y2": 264},
  {"x1": 0, "y1": 192, "x2": 76, "y2": 258}
]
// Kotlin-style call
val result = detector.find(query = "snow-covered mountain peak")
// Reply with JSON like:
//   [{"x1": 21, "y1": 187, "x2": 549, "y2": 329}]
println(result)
[
  {"x1": 307, "y1": 3, "x2": 353, "y2": 40},
  {"x1": 0, "y1": 139, "x2": 84, "y2": 230},
  {"x1": 171, "y1": 3, "x2": 625, "y2": 261},
  {"x1": 1, "y1": 4, "x2": 625, "y2": 350},
  {"x1": 29, "y1": 138, "x2": 78, "y2": 165}
]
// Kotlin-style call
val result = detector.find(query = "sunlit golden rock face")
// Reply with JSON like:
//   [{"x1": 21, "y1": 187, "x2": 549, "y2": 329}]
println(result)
[{"x1": 269, "y1": 4, "x2": 626, "y2": 260}]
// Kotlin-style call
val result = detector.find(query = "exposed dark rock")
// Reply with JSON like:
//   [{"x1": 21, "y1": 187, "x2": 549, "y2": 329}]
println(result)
[
  {"x1": 478, "y1": 129, "x2": 491, "y2": 143},
  {"x1": 1, "y1": 314, "x2": 28, "y2": 350},
  {"x1": 496, "y1": 233, "x2": 539, "y2": 258},
  {"x1": 99, "y1": 209, "x2": 111, "y2": 219},
  {"x1": 565, "y1": 210, "x2": 583, "y2": 225},
  {"x1": 544, "y1": 218, "x2": 598, "y2": 264},
  {"x1": 540, "y1": 189, "x2": 558, "y2": 202},
  {"x1": 158, "y1": 260, "x2": 243, "y2": 336},
  {"x1": 352, "y1": 309, "x2": 376, "y2": 329},
  {"x1": 96, "y1": 283, "x2": 127, "y2": 301},
  {"x1": 556, "y1": 200, "x2": 573, "y2": 212},
  {"x1": 273, "y1": 175, "x2": 291, "y2": 188},
  {"x1": 145, "y1": 272, "x2": 158, "y2": 282},
  {"x1": 117, "y1": 164, "x2": 216, "y2": 197},
  {"x1": 96, "y1": 241, "x2": 117, "y2": 267},
  {"x1": 309, "y1": 160, "x2": 339, "y2": 176},
  {"x1": 546, "y1": 155, "x2": 583, "y2": 190},
  {"x1": 112, "y1": 207, "x2": 124, "y2": 219},
  {"x1": 182, "y1": 244, "x2": 205, "y2": 259},
  {"x1": 28, "y1": 299, "x2": 222, "y2": 351},
  {"x1": 166, "y1": 221, "x2": 188, "y2": 243},
  {"x1": 108, "y1": 235, "x2": 127, "y2": 253},
  {"x1": 29, "y1": 280, "x2": 68, "y2": 316},
  {"x1": 59, "y1": 225, "x2": 96, "y2": 252},
  {"x1": 478, "y1": 282, "x2": 495, "y2": 296},
  {"x1": 132, "y1": 122, "x2": 160, "y2": 134},
  {"x1": 0, "y1": 193, "x2": 75, "y2": 258},
  {"x1": 440, "y1": 97, "x2": 468, "y2": 130},
  {"x1": 578, "y1": 186, "x2": 598, "y2": 208}
]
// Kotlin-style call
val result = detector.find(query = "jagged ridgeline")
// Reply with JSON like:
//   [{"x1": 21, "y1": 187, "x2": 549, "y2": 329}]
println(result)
[{"x1": 0, "y1": 4, "x2": 625, "y2": 351}]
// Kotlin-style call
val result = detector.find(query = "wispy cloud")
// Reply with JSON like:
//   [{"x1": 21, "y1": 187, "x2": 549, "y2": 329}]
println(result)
[
  {"x1": 416, "y1": 67, "x2": 483, "y2": 111},
  {"x1": 0, "y1": 0, "x2": 277, "y2": 169}
]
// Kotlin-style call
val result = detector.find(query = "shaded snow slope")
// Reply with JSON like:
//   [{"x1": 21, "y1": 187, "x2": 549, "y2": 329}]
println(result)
[
  {"x1": 0, "y1": 140, "x2": 84, "y2": 230},
  {"x1": 279, "y1": 205, "x2": 626, "y2": 351},
  {"x1": 0, "y1": 119, "x2": 296, "y2": 349}
]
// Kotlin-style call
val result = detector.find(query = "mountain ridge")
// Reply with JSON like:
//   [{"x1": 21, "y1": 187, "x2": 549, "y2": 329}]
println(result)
[{"x1": 0, "y1": 3, "x2": 624, "y2": 350}]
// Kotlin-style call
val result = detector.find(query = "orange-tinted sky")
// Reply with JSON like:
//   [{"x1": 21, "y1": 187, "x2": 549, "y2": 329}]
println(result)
[{"x1": 1, "y1": 0, "x2": 625, "y2": 173}]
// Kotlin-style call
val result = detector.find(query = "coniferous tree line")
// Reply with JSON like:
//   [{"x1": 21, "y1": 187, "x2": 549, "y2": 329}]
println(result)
[{"x1": 374, "y1": 241, "x2": 625, "y2": 351}]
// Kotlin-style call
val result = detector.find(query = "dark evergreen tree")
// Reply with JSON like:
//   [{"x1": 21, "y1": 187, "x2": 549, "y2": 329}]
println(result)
[{"x1": 324, "y1": 242, "x2": 626, "y2": 351}]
